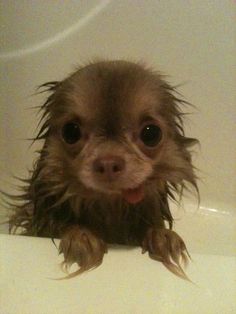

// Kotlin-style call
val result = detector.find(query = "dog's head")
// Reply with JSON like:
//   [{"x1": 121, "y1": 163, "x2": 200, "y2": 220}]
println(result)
[{"x1": 36, "y1": 60, "x2": 197, "y2": 205}]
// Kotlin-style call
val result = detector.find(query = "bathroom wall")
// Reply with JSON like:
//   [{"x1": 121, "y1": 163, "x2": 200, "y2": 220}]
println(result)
[{"x1": 0, "y1": 0, "x2": 235, "y2": 226}]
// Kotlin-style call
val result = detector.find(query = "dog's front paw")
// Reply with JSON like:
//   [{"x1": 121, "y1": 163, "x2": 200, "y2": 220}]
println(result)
[
  {"x1": 142, "y1": 228, "x2": 190, "y2": 280},
  {"x1": 59, "y1": 226, "x2": 107, "y2": 278}
]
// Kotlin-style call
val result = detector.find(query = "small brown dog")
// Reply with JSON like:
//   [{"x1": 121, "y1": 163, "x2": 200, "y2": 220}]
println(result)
[{"x1": 9, "y1": 60, "x2": 198, "y2": 279}]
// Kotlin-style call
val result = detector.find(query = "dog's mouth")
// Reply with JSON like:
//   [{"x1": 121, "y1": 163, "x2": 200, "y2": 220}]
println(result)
[
  {"x1": 122, "y1": 185, "x2": 145, "y2": 204},
  {"x1": 87, "y1": 183, "x2": 146, "y2": 205}
]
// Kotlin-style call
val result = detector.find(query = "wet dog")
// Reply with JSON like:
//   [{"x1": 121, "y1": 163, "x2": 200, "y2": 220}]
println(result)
[{"x1": 9, "y1": 60, "x2": 198, "y2": 279}]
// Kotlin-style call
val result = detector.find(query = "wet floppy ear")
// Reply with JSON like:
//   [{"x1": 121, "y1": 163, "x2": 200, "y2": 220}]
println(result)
[
  {"x1": 155, "y1": 78, "x2": 199, "y2": 201},
  {"x1": 33, "y1": 81, "x2": 61, "y2": 142}
]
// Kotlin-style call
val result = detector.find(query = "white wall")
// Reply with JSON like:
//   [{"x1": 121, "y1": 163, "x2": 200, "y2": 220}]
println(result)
[{"x1": 1, "y1": 0, "x2": 235, "y2": 221}]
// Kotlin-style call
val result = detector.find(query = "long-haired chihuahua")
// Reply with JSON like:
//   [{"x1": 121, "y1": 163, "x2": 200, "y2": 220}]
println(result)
[{"x1": 9, "y1": 60, "x2": 198, "y2": 279}]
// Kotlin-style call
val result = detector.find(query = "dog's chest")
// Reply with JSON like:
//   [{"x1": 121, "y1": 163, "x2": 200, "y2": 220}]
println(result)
[{"x1": 78, "y1": 201, "x2": 145, "y2": 245}]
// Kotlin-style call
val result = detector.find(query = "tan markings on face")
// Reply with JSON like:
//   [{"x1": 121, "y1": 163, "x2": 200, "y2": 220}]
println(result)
[
  {"x1": 50, "y1": 61, "x2": 170, "y2": 193},
  {"x1": 76, "y1": 138, "x2": 153, "y2": 193}
]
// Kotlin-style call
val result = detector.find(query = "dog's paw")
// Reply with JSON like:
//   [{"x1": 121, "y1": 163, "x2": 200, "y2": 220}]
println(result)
[
  {"x1": 142, "y1": 228, "x2": 190, "y2": 280},
  {"x1": 59, "y1": 226, "x2": 107, "y2": 278}
]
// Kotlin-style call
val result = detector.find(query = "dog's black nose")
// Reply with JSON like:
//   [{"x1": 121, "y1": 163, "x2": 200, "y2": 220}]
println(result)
[{"x1": 93, "y1": 156, "x2": 125, "y2": 181}]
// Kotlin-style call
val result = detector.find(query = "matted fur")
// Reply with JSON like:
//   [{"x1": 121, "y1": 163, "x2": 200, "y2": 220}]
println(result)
[{"x1": 7, "y1": 60, "x2": 198, "y2": 280}]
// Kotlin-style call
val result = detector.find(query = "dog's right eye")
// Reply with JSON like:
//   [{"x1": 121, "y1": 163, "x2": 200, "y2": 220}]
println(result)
[
  {"x1": 62, "y1": 122, "x2": 81, "y2": 144},
  {"x1": 140, "y1": 124, "x2": 162, "y2": 147}
]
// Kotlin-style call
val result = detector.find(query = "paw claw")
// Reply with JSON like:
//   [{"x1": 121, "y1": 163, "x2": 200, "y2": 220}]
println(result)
[
  {"x1": 141, "y1": 247, "x2": 147, "y2": 254},
  {"x1": 142, "y1": 228, "x2": 190, "y2": 280},
  {"x1": 59, "y1": 226, "x2": 107, "y2": 278}
]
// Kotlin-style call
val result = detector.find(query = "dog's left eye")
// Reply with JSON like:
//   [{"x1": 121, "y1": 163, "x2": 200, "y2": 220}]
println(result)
[
  {"x1": 62, "y1": 122, "x2": 81, "y2": 144},
  {"x1": 140, "y1": 124, "x2": 162, "y2": 147}
]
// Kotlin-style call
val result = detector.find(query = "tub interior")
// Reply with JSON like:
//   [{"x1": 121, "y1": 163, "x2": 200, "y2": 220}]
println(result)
[{"x1": 0, "y1": 1, "x2": 235, "y2": 313}]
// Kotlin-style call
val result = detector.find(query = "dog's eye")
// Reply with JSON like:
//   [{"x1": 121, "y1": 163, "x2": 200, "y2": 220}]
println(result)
[
  {"x1": 62, "y1": 122, "x2": 81, "y2": 144},
  {"x1": 140, "y1": 124, "x2": 162, "y2": 147}
]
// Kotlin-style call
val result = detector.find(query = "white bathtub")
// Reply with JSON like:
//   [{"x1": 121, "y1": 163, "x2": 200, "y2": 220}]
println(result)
[
  {"x1": 1, "y1": 1, "x2": 235, "y2": 313},
  {"x1": 1, "y1": 204, "x2": 235, "y2": 314}
]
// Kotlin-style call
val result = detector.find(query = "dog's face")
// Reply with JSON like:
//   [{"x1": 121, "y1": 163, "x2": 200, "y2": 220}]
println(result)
[{"x1": 40, "y1": 61, "x2": 196, "y2": 204}]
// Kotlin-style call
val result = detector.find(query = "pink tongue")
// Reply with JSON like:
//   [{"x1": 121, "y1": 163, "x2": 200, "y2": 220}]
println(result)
[{"x1": 122, "y1": 185, "x2": 145, "y2": 204}]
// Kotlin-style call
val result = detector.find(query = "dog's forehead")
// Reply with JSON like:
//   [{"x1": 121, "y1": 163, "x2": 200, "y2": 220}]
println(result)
[{"x1": 63, "y1": 62, "x2": 162, "y2": 134}]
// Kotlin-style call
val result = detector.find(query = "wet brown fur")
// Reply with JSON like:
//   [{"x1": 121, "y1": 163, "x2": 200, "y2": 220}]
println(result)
[{"x1": 8, "y1": 60, "x2": 198, "y2": 279}]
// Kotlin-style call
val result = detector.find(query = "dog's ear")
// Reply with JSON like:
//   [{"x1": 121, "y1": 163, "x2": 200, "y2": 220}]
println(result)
[
  {"x1": 154, "y1": 79, "x2": 199, "y2": 204},
  {"x1": 34, "y1": 81, "x2": 61, "y2": 141}
]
